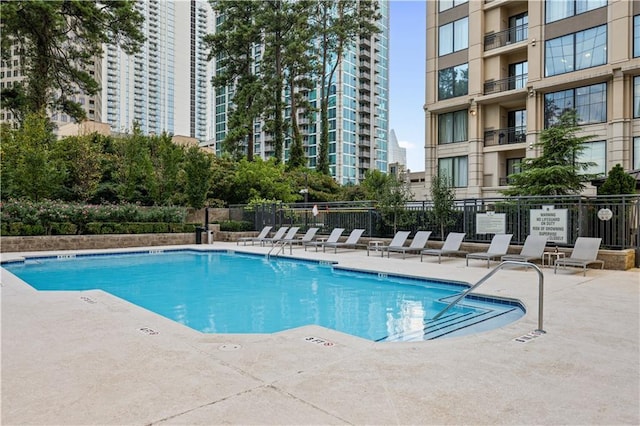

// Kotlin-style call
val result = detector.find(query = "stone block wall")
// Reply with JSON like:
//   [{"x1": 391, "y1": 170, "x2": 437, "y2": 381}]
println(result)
[{"x1": 1, "y1": 234, "x2": 195, "y2": 253}]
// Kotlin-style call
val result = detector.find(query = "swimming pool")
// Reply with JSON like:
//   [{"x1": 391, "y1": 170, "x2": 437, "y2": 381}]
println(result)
[{"x1": 2, "y1": 249, "x2": 524, "y2": 341}]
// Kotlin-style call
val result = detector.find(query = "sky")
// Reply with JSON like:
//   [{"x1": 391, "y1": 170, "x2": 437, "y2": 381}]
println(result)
[{"x1": 389, "y1": 1, "x2": 427, "y2": 172}]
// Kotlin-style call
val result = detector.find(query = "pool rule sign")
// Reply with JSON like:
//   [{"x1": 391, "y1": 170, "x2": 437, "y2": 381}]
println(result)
[{"x1": 530, "y1": 205, "x2": 568, "y2": 244}]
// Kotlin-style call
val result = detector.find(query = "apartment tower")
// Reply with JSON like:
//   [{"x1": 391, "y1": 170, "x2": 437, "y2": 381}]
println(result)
[
  {"x1": 425, "y1": 0, "x2": 640, "y2": 197},
  {"x1": 208, "y1": 1, "x2": 390, "y2": 184},
  {"x1": 102, "y1": 0, "x2": 214, "y2": 140}
]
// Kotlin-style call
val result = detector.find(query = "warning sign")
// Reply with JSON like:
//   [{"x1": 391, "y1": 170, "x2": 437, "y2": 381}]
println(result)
[{"x1": 530, "y1": 206, "x2": 568, "y2": 244}]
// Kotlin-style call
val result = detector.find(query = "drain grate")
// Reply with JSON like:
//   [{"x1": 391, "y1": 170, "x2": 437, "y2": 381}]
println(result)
[
  {"x1": 139, "y1": 327, "x2": 158, "y2": 335},
  {"x1": 514, "y1": 330, "x2": 545, "y2": 343},
  {"x1": 218, "y1": 343, "x2": 241, "y2": 351}
]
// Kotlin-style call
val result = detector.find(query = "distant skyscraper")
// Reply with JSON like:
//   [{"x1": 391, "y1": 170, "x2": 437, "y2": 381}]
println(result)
[
  {"x1": 102, "y1": 0, "x2": 214, "y2": 140},
  {"x1": 388, "y1": 129, "x2": 407, "y2": 170},
  {"x1": 207, "y1": 1, "x2": 390, "y2": 184}
]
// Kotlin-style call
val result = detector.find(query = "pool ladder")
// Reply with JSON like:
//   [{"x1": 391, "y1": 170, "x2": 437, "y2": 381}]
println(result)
[
  {"x1": 432, "y1": 261, "x2": 545, "y2": 333},
  {"x1": 266, "y1": 240, "x2": 287, "y2": 259}
]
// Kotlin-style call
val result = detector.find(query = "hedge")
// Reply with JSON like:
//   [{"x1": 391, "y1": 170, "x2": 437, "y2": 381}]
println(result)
[{"x1": 1, "y1": 222, "x2": 198, "y2": 236}]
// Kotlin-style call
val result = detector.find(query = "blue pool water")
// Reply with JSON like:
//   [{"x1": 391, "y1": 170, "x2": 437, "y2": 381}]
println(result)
[{"x1": 2, "y1": 250, "x2": 524, "y2": 341}]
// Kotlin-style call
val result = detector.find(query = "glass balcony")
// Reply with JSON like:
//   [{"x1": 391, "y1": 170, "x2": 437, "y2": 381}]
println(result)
[
  {"x1": 484, "y1": 24, "x2": 528, "y2": 51},
  {"x1": 483, "y1": 126, "x2": 526, "y2": 147}
]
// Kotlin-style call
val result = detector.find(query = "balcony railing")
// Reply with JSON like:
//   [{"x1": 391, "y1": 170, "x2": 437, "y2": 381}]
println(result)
[
  {"x1": 484, "y1": 74, "x2": 527, "y2": 95},
  {"x1": 484, "y1": 126, "x2": 526, "y2": 147},
  {"x1": 499, "y1": 176, "x2": 516, "y2": 186},
  {"x1": 484, "y1": 24, "x2": 528, "y2": 51}
]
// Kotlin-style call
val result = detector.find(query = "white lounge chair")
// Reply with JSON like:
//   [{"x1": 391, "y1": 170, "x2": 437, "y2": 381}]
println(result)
[
  {"x1": 284, "y1": 227, "x2": 319, "y2": 253},
  {"x1": 466, "y1": 234, "x2": 513, "y2": 268},
  {"x1": 385, "y1": 231, "x2": 432, "y2": 259},
  {"x1": 304, "y1": 228, "x2": 345, "y2": 252},
  {"x1": 554, "y1": 237, "x2": 604, "y2": 276},
  {"x1": 265, "y1": 227, "x2": 299, "y2": 246},
  {"x1": 501, "y1": 235, "x2": 548, "y2": 263},
  {"x1": 322, "y1": 229, "x2": 365, "y2": 253},
  {"x1": 259, "y1": 226, "x2": 289, "y2": 246},
  {"x1": 420, "y1": 232, "x2": 466, "y2": 263},
  {"x1": 371, "y1": 231, "x2": 410, "y2": 256},
  {"x1": 237, "y1": 226, "x2": 272, "y2": 246}
]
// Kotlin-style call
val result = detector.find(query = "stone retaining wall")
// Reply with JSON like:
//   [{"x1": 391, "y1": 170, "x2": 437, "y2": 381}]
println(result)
[{"x1": 1, "y1": 234, "x2": 195, "y2": 252}]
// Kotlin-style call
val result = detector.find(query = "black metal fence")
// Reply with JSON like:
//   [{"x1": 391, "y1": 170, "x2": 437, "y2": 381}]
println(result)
[{"x1": 230, "y1": 194, "x2": 640, "y2": 250}]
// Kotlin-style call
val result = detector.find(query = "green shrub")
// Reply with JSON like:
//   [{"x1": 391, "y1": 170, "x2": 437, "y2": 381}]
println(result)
[
  {"x1": 50, "y1": 222, "x2": 78, "y2": 235},
  {"x1": 0, "y1": 222, "x2": 46, "y2": 236}
]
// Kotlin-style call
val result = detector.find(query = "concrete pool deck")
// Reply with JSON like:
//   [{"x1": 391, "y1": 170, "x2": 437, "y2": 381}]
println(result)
[{"x1": 1, "y1": 243, "x2": 638, "y2": 425}]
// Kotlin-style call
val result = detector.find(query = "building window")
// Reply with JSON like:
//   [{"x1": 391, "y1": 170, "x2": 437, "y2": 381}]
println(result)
[
  {"x1": 439, "y1": 156, "x2": 468, "y2": 187},
  {"x1": 438, "y1": 110, "x2": 467, "y2": 144},
  {"x1": 579, "y1": 140, "x2": 606, "y2": 176},
  {"x1": 544, "y1": 82, "x2": 606, "y2": 127},
  {"x1": 439, "y1": 0, "x2": 468, "y2": 13},
  {"x1": 635, "y1": 15, "x2": 640, "y2": 58},
  {"x1": 508, "y1": 12, "x2": 528, "y2": 44},
  {"x1": 505, "y1": 158, "x2": 523, "y2": 185},
  {"x1": 546, "y1": 0, "x2": 607, "y2": 23},
  {"x1": 634, "y1": 137, "x2": 640, "y2": 170},
  {"x1": 439, "y1": 17, "x2": 468, "y2": 56},
  {"x1": 635, "y1": 76, "x2": 640, "y2": 118},
  {"x1": 508, "y1": 61, "x2": 528, "y2": 90},
  {"x1": 438, "y1": 63, "x2": 468, "y2": 100},
  {"x1": 545, "y1": 25, "x2": 607, "y2": 76}
]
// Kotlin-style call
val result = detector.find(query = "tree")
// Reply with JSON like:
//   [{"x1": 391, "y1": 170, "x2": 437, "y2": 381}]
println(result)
[
  {"x1": 51, "y1": 133, "x2": 103, "y2": 202},
  {"x1": 0, "y1": 0, "x2": 144, "y2": 122},
  {"x1": 501, "y1": 110, "x2": 595, "y2": 196},
  {"x1": 232, "y1": 158, "x2": 297, "y2": 203},
  {"x1": 0, "y1": 113, "x2": 63, "y2": 201},
  {"x1": 149, "y1": 133, "x2": 185, "y2": 205},
  {"x1": 598, "y1": 164, "x2": 636, "y2": 195},
  {"x1": 430, "y1": 174, "x2": 457, "y2": 239},
  {"x1": 206, "y1": 0, "x2": 264, "y2": 161},
  {"x1": 182, "y1": 147, "x2": 213, "y2": 209},
  {"x1": 310, "y1": 0, "x2": 380, "y2": 174},
  {"x1": 114, "y1": 126, "x2": 157, "y2": 205},
  {"x1": 361, "y1": 170, "x2": 413, "y2": 233},
  {"x1": 281, "y1": 1, "x2": 316, "y2": 170}
]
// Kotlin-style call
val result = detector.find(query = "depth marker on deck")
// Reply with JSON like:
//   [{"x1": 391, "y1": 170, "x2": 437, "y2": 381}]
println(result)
[{"x1": 514, "y1": 330, "x2": 544, "y2": 343}]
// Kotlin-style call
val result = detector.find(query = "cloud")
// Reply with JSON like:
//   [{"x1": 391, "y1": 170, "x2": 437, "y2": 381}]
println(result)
[{"x1": 398, "y1": 140, "x2": 416, "y2": 149}]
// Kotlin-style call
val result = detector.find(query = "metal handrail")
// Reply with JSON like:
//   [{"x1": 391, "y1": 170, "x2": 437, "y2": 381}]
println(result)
[
  {"x1": 432, "y1": 261, "x2": 545, "y2": 333},
  {"x1": 266, "y1": 240, "x2": 286, "y2": 259}
]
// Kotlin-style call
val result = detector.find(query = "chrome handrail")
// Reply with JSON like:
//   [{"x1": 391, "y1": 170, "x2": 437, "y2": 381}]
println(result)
[
  {"x1": 266, "y1": 240, "x2": 286, "y2": 259},
  {"x1": 432, "y1": 261, "x2": 545, "y2": 333}
]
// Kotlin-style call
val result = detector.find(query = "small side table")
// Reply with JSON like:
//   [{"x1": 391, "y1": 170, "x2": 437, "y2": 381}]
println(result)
[
  {"x1": 543, "y1": 251, "x2": 565, "y2": 268},
  {"x1": 367, "y1": 240, "x2": 383, "y2": 256}
]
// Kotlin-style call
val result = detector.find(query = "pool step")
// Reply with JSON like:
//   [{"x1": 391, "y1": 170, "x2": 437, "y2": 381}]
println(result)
[
  {"x1": 382, "y1": 307, "x2": 518, "y2": 342},
  {"x1": 423, "y1": 308, "x2": 519, "y2": 340}
]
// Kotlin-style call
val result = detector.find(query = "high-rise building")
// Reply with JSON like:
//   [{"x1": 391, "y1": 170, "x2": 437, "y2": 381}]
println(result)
[
  {"x1": 206, "y1": 1, "x2": 390, "y2": 184},
  {"x1": 0, "y1": 0, "x2": 214, "y2": 140},
  {"x1": 425, "y1": 0, "x2": 640, "y2": 197},
  {"x1": 102, "y1": 0, "x2": 214, "y2": 140},
  {"x1": 0, "y1": 44, "x2": 102, "y2": 131}
]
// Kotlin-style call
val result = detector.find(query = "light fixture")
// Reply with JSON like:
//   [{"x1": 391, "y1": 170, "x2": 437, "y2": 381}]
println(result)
[
  {"x1": 469, "y1": 109, "x2": 476, "y2": 116},
  {"x1": 531, "y1": 38, "x2": 536, "y2": 46}
]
